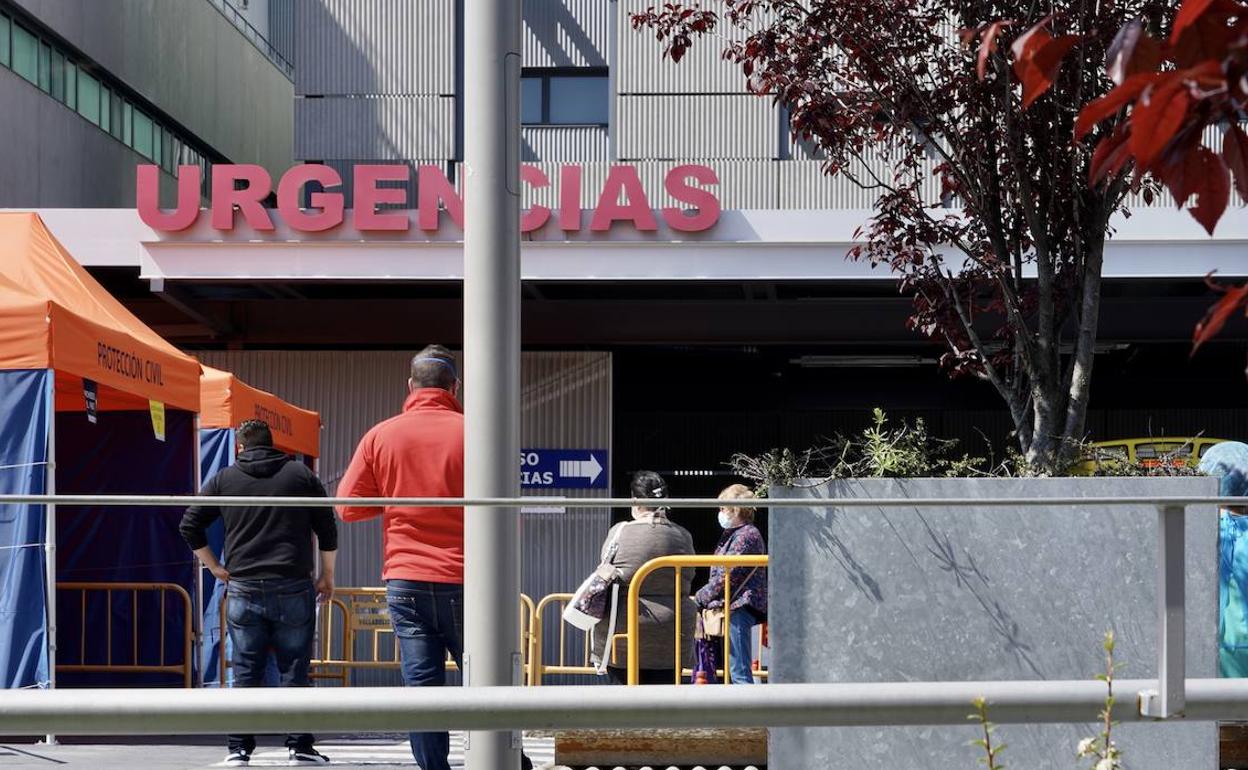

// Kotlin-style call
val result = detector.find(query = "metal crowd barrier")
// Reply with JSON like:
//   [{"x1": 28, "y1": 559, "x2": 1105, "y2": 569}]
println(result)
[
  {"x1": 216, "y1": 589, "x2": 537, "y2": 687},
  {"x1": 56, "y1": 582, "x2": 194, "y2": 689},
  {"x1": 2, "y1": 491, "x2": 1235, "y2": 732},
  {"x1": 624, "y1": 555, "x2": 770, "y2": 686}
]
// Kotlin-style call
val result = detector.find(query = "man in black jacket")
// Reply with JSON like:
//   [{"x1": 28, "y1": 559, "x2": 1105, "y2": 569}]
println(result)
[{"x1": 180, "y1": 419, "x2": 337, "y2": 767}]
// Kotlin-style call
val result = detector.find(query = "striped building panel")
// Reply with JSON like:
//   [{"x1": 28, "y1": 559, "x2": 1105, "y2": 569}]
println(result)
[
  {"x1": 523, "y1": 0, "x2": 610, "y2": 68},
  {"x1": 295, "y1": 96, "x2": 456, "y2": 160},
  {"x1": 295, "y1": 0, "x2": 455, "y2": 96},
  {"x1": 617, "y1": 94, "x2": 779, "y2": 160},
  {"x1": 779, "y1": 157, "x2": 942, "y2": 209},
  {"x1": 522, "y1": 125, "x2": 609, "y2": 162},
  {"x1": 616, "y1": 0, "x2": 749, "y2": 95}
]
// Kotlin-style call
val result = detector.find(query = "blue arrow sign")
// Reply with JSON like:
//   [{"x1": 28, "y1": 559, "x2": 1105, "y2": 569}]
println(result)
[{"x1": 520, "y1": 449, "x2": 609, "y2": 489}]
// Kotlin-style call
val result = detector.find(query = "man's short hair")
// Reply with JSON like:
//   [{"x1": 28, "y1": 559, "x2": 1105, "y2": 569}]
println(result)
[
  {"x1": 410, "y1": 344, "x2": 459, "y2": 390},
  {"x1": 236, "y1": 419, "x2": 273, "y2": 449}
]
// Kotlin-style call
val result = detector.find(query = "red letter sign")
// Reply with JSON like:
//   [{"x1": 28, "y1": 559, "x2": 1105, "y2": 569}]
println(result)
[
  {"x1": 521, "y1": 165, "x2": 551, "y2": 232},
  {"x1": 417, "y1": 166, "x2": 464, "y2": 231},
  {"x1": 590, "y1": 166, "x2": 657, "y2": 232},
  {"x1": 277, "y1": 165, "x2": 344, "y2": 232},
  {"x1": 353, "y1": 165, "x2": 410, "y2": 231},
  {"x1": 211, "y1": 165, "x2": 275, "y2": 231},
  {"x1": 662, "y1": 164, "x2": 720, "y2": 232},
  {"x1": 559, "y1": 165, "x2": 583, "y2": 232},
  {"x1": 136, "y1": 164, "x2": 200, "y2": 231}
]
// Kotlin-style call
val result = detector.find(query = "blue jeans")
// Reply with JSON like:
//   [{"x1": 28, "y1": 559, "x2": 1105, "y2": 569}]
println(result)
[
  {"x1": 387, "y1": 580, "x2": 464, "y2": 770},
  {"x1": 728, "y1": 608, "x2": 757, "y2": 684},
  {"x1": 226, "y1": 577, "x2": 317, "y2": 753}
]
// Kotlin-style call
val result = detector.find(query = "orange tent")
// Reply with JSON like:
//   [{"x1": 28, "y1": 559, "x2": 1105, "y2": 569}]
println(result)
[
  {"x1": 0, "y1": 212, "x2": 200, "y2": 411},
  {"x1": 200, "y1": 367, "x2": 320, "y2": 458},
  {"x1": 0, "y1": 212, "x2": 203, "y2": 691}
]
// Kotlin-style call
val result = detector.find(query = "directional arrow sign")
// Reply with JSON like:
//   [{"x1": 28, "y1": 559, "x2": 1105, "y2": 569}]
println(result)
[{"x1": 520, "y1": 449, "x2": 609, "y2": 489}]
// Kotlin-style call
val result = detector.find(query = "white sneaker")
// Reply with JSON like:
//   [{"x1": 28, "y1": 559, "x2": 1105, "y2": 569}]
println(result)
[{"x1": 222, "y1": 748, "x2": 250, "y2": 766}]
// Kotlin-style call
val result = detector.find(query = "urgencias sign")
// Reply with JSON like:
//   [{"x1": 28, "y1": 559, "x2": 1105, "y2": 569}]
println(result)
[{"x1": 136, "y1": 163, "x2": 720, "y2": 234}]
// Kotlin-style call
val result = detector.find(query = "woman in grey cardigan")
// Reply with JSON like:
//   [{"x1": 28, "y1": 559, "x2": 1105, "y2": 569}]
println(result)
[{"x1": 592, "y1": 471, "x2": 697, "y2": 685}]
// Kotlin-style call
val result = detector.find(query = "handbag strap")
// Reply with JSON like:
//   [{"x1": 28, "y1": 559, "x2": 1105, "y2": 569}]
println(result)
[{"x1": 724, "y1": 567, "x2": 759, "y2": 605}]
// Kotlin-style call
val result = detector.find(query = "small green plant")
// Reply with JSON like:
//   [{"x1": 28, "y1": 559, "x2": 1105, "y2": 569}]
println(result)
[
  {"x1": 969, "y1": 696, "x2": 1006, "y2": 770},
  {"x1": 969, "y1": 631, "x2": 1123, "y2": 770},
  {"x1": 1077, "y1": 631, "x2": 1123, "y2": 770}
]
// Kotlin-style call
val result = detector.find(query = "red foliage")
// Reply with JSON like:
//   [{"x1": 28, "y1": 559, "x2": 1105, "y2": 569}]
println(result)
[{"x1": 1194, "y1": 276, "x2": 1248, "y2": 353}]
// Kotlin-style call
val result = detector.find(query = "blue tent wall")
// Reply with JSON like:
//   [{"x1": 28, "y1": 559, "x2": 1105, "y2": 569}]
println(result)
[
  {"x1": 54, "y1": 408, "x2": 195, "y2": 686},
  {"x1": 0, "y1": 369, "x2": 51, "y2": 688},
  {"x1": 199, "y1": 427, "x2": 231, "y2": 686}
]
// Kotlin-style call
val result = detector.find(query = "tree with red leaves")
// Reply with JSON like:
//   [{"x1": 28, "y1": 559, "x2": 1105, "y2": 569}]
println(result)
[
  {"x1": 633, "y1": 0, "x2": 1177, "y2": 472},
  {"x1": 1076, "y1": 0, "x2": 1246, "y2": 354}
]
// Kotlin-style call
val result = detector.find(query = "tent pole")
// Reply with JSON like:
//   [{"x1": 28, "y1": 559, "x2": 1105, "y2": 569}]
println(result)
[
  {"x1": 193, "y1": 416, "x2": 204, "y2": 688},
  {"x1": 42, "y1": 378, "x2": 57, "y2": 745}
]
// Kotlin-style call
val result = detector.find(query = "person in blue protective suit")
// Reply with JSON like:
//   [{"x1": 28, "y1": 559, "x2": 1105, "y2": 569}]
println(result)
[{"x1": 1199, "y1": 441, "x2": 1248, "y2": 677}]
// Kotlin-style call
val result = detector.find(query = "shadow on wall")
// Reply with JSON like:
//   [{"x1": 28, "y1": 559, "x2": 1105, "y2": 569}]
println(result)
[{"x1": 523, "y1": 0, "x2": 608, "y2": 68}]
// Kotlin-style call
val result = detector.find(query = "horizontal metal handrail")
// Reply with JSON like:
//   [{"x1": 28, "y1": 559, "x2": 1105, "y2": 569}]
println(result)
[
  {"x1": 0, "y1": 679, "x2": 1246, "y2": 735},
  {"x1": 2, "y1": 494, "x2": 1243, "y2": 508}
]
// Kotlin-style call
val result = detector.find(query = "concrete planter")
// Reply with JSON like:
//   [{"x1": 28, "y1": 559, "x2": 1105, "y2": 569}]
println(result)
[{"x1": 768, "y1": 477, "x2": 1218, "y2": 770}]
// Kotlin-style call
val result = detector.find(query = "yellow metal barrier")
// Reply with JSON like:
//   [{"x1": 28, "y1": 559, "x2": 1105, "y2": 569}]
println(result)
[
  {"x1": 226, "y1": 588, "x2": 536, "y2": 686},
  {"x1": 531, "y1": 593, "x2": 627, "y2": 684},
  {"x1": 625, "y1": 555, "x2": 769, "y2": 686},
  {"x1": 57, "y1": 582, "x2": 194, "y2": 688}
]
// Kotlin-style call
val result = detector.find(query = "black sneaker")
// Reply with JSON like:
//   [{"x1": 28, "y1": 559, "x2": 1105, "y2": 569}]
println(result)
[
  {"x1": 288, "y1": 747, "x2": 330, "y2": 765},
  {"x1": 222, "y1": 748, "x2": 250, "y2": 766}
]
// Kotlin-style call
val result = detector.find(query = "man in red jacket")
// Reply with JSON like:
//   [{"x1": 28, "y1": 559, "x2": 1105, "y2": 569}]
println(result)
[{"x1": 338, "y1": 345, "x2": 530, "y2": 770}]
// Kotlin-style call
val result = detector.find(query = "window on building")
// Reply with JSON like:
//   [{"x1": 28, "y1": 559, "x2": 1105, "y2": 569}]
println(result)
[
  {"x1": 122, "y1": 101, "x2": 133, "y2": 147},
  {"x1": 64, "y1": 62, "x2": 75, "y2": 109},
  {"x1": 99, "y1": 85, "x2": 111, "y2": 133},
  {"x1": 37, "y1": 41, "x2": 49, "y2": 92},
  {"x1": 11, "y1": 23, "x2": 37, "y2": 84},
  {"x1": 1, "y1": 14, "x2": 10, "y2": 68},
  {"x1": 49, "y1": 49, "x2": 65, "y2": 103},
  {"x1": 76, "y1": 70, "x2": 100, "y2": 125},
  {"x1": 520, "y1": 69, "x2": 609, "y2": 126},
  {"x1": 109, "y1": 90, "x2": 123, "y2": 140},
  {"x1": 152, "y1": 124, "x2": 162, "y2": 167},
  {"x1": 133, "y1": 109, "x2": 154, "y2": 160},
  {"x1": 520, "y1": 77, "x2": 542, "y2": 124}
]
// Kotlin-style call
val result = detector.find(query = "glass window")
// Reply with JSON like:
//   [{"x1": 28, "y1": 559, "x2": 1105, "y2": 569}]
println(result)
[
  {"x1": 11, "y1": 24, "x2": 37, "y2": 84},
  {"x1": 549, "y1": 76, "x2": 608, "y2": 125},
  {"x1": 99, "y1": 86, "x2": 110, "y2": 132},
  {"x1": 110, "y1": 91, "x2": 122, "y2": 140},
  {"x1": 1, "y1": 15, "x2": 10, "y2": 68},
  {"x1": 49, "y1": 50, "x2": 64, "y2": 103},
  {"x1": 122, "y1": 101, "x2": 133, "y2": 146},
  {"x1": 133, "y1": 109, "x2": 154, "y2": 160},
  {"x1": 520, "y1": 77, "x2": 542, "y2": 124},
  {"x1": 164, "y1": 134, "x2": 178, "y2": 173},
  {"x1": 37, "y1": 41, "x2": 49, "y2": 92},
  {"x1": 76, "y1": 70, "x2": 100, "y2": 125},
  {"x1": 64, "y1": 62, "x2": 75, "y2": 109},
  {"x1": 152, "y1": 125, "x2": 162, "y2": 167}
]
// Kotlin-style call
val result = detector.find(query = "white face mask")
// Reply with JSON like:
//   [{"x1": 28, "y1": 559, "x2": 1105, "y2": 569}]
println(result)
[{"x1": 717, "y1": 511, "x2": 736, "y2": 529}]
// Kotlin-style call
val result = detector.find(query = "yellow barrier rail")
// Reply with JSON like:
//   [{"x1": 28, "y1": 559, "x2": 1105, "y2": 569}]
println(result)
[
  {"x1": 530, "y1": 593, "x2": 627, "y2": 684},
  {"x1": 57, "y1": 582, "x2": 194, "y2": 688},
  {"x1": 625, "y1": 554, "x2": 769, "y2": 687}
]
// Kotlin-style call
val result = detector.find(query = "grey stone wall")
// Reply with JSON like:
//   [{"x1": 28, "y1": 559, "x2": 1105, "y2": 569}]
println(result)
[{"x1": 769, "y1": 477, "x2": 1219, "y2": 770}]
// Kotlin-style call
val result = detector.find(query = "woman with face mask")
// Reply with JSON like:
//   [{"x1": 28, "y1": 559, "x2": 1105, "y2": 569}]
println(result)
[{"x1": 694, "y1": 484, "x2": 768, "y2": 684}]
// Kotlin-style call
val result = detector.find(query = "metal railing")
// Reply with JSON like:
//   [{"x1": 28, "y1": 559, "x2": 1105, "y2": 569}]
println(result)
[
  {"x1": 56, "y1": 582, "x2": 194, "y2": 688},
  {"x1": 625, "y1": 554, "x2": 769, "y2": 686},
  {"x1": 3, "y1": 491, "x2": 1240, "y2": 732},
  {"x1": 205, "y1": 0, "x2": 294, "y2": 80}
]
